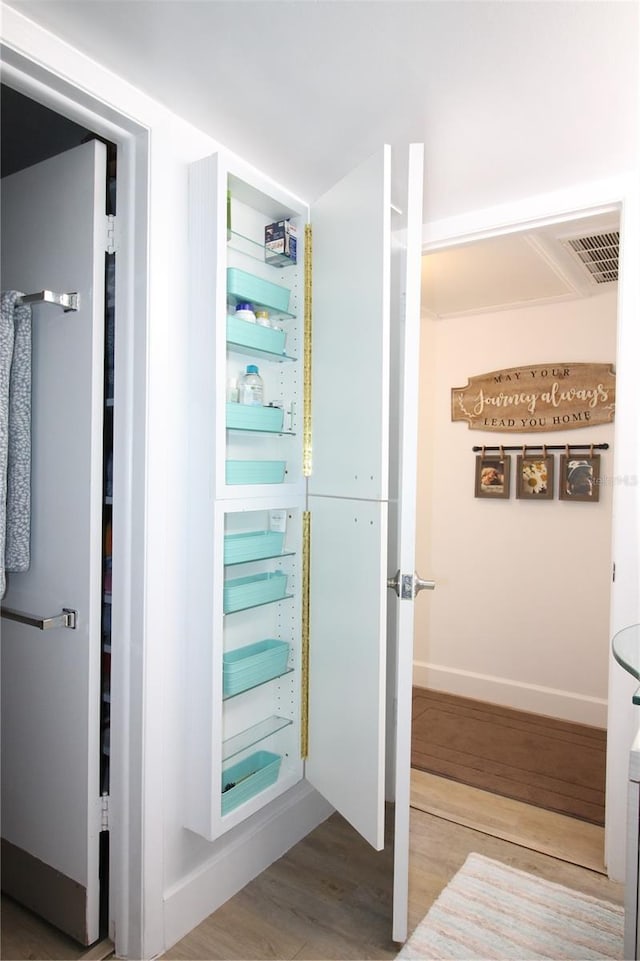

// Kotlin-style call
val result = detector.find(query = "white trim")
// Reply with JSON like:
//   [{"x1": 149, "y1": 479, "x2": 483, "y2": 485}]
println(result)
[
  {"x1": 0, "y1": 37, "x2": 151, "y2": 961},
  {"x1": 422, "y1": 288, "x2": 608, "y2": 323},
  {"x1": 413, "y1": 661, "x2": 608, "y2": 728},
  {"x1": 422, "y1": 180, "x2": 628, "y2": 250},
  {"x1": 163, "y1": 785, "x2": 332, "y2": 954}
]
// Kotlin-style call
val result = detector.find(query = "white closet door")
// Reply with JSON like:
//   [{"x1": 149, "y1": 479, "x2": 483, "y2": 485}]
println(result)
[
  {"x1": 307, "y1": 146, "x2": 391, "y2": 850},
  {"x1": 389, "y1": 144, "x2": 425, "y2": 943},
  {"x1": 1, "y1": 141, "x2": 106, "y2": 945}
]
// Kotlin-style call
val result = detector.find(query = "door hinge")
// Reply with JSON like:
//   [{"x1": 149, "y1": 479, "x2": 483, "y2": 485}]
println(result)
[
  {"x1": 100, "y1": 793, "x2": 110, "y2": 832},
  {"x1": 106, "y1": 214, "x2": 118, "y2": 255}
]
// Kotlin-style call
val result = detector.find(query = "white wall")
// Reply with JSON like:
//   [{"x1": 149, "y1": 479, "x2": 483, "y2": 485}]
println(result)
[
  {"x1": 419, "y1": 2, "x2": 639, "y2": 225},
  {"x1": 415, "y1": 291, "x2": 617, "y2": 727}
]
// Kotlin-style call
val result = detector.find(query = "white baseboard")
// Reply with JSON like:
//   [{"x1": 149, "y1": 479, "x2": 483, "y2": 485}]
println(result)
[
  {"x1": 413, "y1": 661, "x2": 607, "y2": 728},
  {"x1": 162, "y1": 783, "x2": 333, "y2": 954}
]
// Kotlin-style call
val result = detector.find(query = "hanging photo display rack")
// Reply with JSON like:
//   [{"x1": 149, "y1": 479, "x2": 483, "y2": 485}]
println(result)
[{"x1": 473, "y1": 443, "x2": 608, "y2": 502}]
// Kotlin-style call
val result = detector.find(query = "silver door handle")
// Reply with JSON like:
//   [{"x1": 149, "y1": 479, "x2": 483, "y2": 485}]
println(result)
[
  {"x1": 387, "y1": 570, "x2": 435, "y2": 599},
  {"x1": 0, "y1": 606, "x2": 77, "y2": 630},
  {"x1": 414, "y1": 575, "x2": 436, "y2": 594},
  {"x1": 387, "y1": 570, "x2": 401, "y2": 597}
]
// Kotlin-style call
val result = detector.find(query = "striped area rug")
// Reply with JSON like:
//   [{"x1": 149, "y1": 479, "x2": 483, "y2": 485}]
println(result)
[{"x1": 399, "y1": 853, "x2": 623, "y2": 960}]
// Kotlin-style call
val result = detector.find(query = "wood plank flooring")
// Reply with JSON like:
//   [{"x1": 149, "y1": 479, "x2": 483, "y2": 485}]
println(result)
[
  {"x1": 411, "y1": 768, "x2": 606, "y2": 873},
  {"x1": 406, "y1": 798, "x2": 622, "y2": 948},
  {"x1": 162, "y1": 810, "x2": 397, "y2": 961},
  {"x1": 1, "y1": 776, "x2": 622, "y2": 961},
  {"x1": 162, "y1": 780, "x2": 621, "y2": 960},
  {"x1": 0, "y1": 897, "x2": 113, "y2": 961},
  {"x1": 412, "y1": 687, "x2": 607, "y2": 824}
]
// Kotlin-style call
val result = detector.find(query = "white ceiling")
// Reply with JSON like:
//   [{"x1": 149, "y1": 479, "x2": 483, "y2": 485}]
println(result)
[
  {"x1": 3, "y1": 1, "x2": 633, "y2": 316},
  {"x1": 4, "y1": 1, "x2": 639, "y2": 225},
  {"x1": 422, "y1": 211, "x2": 620, "y2": 317}
]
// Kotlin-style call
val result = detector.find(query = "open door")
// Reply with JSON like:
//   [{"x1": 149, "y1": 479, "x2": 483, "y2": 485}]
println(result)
[
  {"x1": 1, "y1": 141, "x2": 106, "y2": 944},
  {"x1": 307, "y1": 145, "x2": 424, "y2": 890},
  {"x1": 307, "y1": 146, "x2": 392, "y2": 850},
  {"x1": 388, "y1": 144, "x2": 426, "y2": 942}
]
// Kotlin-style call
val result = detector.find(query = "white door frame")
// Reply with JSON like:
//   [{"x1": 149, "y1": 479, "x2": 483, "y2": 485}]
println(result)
[
  {"x1": 0, "y1": 44, "x2": 150, "y2": 957},
  {"x1": 421, "y1": 174, "x2": 640, "y2": 882}
]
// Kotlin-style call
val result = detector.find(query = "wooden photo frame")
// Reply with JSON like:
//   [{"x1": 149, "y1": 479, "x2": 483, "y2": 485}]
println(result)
[
  {"x1": 516, "y1": 454, "x2": 554, "y2": 500},
  {"x1": 559, "y1": 454, "x2": 601, "y2": 502},
  {"x1": 475, "y1": 455, "x2": 511, "y2": 499}
]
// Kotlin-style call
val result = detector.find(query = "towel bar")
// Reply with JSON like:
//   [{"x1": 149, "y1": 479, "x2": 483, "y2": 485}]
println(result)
[
  {"x1": 17, "y1": 290, "x2": 79, "y2": 312},
  {"x1": 1, "y1": 606, "x2": 77, "y2": 630}
]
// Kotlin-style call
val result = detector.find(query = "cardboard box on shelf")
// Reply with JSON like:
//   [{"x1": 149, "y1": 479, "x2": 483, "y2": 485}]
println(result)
[{"x1": 265, "y1": 219, "x2": 297, "y2": 266}]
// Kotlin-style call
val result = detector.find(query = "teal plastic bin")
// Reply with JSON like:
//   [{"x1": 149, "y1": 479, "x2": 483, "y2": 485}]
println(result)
[
  {"x1": 227, "y1": 267, "x2": 291, "y2": 314},
  {"x1": 221, "y1": 750, "x2": 282, "y2": 815},
  {"x1": 226, "y1": 403, "x2": 284, "y2": 432},
  {"x1": 225, "y1": 460, "x2": 287, "y2": 485},
  {"x1": 227, "y1": 315, "x2": 287, "y2": 356},
  {"x1": 223, "y1": 531, "x2": 284, "y2": 565},
  {"x1": 223, "y1": 571, "x2": 289, "y2": 614},
  {"x1": 223, "y1": 639, "x2": 290, "y2": 696}
]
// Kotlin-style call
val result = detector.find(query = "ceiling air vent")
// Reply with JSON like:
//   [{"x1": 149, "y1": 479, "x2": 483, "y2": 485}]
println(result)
[{"x1": 564, "y1": 231, "x2": 619, "y2": 284}]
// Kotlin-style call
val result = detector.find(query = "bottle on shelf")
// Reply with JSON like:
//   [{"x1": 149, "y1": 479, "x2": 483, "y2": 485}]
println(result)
[
  {"x1": 255, "y1": 309, "x2": 271, "y2": 328},
  {"x1": 235, "y1": 302, "x2": 256, "y2": 323},
  {"x1": 239, "y1": 365, "x2": 264, "y2": 406},
  {"x1": 226, "y1": 377, "x2": 239, "y2": 403}
]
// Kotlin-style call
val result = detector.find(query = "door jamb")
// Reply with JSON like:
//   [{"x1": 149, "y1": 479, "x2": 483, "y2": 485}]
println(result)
[
  {"x1": 0, "y1": 44, "x2": 150, "y2": 959},
  {"x1": 420, "y1": 177, "x2": 636, "y2": 880}
]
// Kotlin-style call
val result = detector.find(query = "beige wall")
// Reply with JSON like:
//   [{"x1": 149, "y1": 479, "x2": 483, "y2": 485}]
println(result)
[{"x1": 415, "y1": 289, "x2": 618, "y2": 727}]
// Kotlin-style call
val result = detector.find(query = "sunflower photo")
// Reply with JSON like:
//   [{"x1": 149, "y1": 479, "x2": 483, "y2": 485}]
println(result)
[
  {"x1": 475, "y1": 455, "x2": 510, "y2": 498},
  {"x1": 516, "y1": 454, "x2": 554, "y2": 500}
]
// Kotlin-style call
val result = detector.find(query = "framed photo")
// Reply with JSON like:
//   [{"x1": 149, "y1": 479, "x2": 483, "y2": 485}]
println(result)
[
  {"x1": 475, "y1": 455, "x2": 511, "y2": 498},
  {"x1": 516, "y1": 454, "x2": 554, "y2": 499},
  {"x1": 559, "y1": 454, "x2": 600, "y2": 502}
]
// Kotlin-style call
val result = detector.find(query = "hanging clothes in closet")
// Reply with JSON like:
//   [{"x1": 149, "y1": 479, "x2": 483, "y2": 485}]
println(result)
[{"x1": 0, "y1": 289, "x2": 31, "y2": 598}]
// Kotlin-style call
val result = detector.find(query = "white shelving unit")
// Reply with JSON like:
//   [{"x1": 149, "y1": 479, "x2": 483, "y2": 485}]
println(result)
[
  {"x1": 186, "y1": 154, "x2": 307, "y2": 840},
  {"x1": 184, "y1": 145, "x2": 412, "y2": 903}
]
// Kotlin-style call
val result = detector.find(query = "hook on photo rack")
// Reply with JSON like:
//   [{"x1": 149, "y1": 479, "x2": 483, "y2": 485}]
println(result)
[{"x1": 472, "y1": 443, "x2": 609, "y2": 453}]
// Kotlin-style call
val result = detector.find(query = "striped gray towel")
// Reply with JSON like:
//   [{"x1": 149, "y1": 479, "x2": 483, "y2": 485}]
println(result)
[{"x1": 1, "y1": 290, "x2": 32, "y2": 598}]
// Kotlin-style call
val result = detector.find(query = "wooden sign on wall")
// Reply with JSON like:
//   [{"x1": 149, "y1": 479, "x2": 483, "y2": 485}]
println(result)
[{"x1": 451, "y1": 363, "x2": 616, "y2": 432}]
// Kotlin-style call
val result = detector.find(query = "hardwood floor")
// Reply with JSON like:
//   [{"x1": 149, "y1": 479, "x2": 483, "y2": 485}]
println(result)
[
  {"x1": 410, "y1": 768, "x2": 606, "y2": 873},
  {"x1": 163, "y1": 810, "x2": 397, "y2": 961},
  {"x1": 162, "y1": 778, "x2": 621, "y2": 960},
  {"x1": 412, "y1": 687, "x2": 607, "y2": 824},
  {"x1": 2, "y1": 777, "x2": 621, "y2": 960},
  {"x1": 406, "y1": 798, "x2": 622, "y2": 948},
  {"x1": 0, "y1": 897, "x2": 112, "y2": 961}
]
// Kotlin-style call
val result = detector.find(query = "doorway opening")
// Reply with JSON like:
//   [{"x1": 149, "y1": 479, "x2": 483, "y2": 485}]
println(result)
[
  {"x1": 410, "y1": 209, "x2": 619, "y2": 863},
  {"x1": 1, "y1": 83, "x2": 117, "y2": 953}
]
